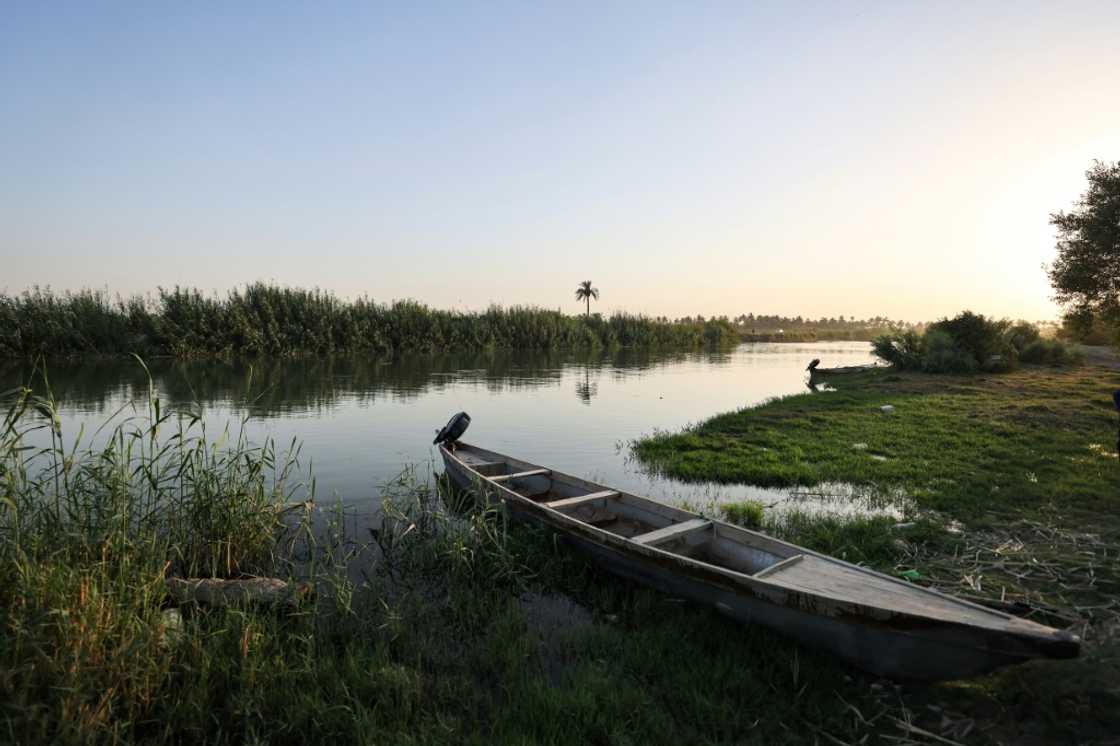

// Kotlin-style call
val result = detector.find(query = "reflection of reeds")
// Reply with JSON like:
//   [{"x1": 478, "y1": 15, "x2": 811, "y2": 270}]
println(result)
[
  {"x1": 0, "y1": 284, "x2": 738, "y2": 357},
  {"x1": 1, "y1": 369, "x2": 307, "y2": 580},
  {"x1": 1, "y1": 346, "x2": 735, "y2": 417}
]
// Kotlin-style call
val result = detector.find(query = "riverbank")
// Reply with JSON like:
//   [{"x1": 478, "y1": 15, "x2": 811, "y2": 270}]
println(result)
[
  {"x1": 633, "y1": 364, "x2": 1120, "y2": 742},
  {"x1": 634, "y1": 366, "x2": 1119, "y2": 518},
  {"x1": 0, "y1": 385, "x2": 915, "y2": 745},
  {"x1": 5, "y1": 367, "x2": 1118, "y2": 743}
]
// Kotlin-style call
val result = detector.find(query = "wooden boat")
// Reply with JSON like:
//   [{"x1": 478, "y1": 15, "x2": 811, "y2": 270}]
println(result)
[
  {"x1": 440, "y1": 442, "x2": 1079, "y2": 680},
  {"x1": 809, "y1": 363, "x2": 881, "y2": 380}
]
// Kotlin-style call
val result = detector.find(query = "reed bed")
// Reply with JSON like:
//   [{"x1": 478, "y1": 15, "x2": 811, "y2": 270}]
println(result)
[
  {"x1": 0, "y1": 374, "x2": 896, "y2": 745},
  {"x1": 0, "y1": 285, "x2": 737, "y2": 358},
  {"x1": 0, "y1": 369, "x2": 315, "y2": 743},
  {"x1": 4, "y1": 367, "x2": 1114, "y2": 743}
]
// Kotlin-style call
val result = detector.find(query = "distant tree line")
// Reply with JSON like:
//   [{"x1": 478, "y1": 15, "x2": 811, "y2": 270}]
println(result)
[
  {"x1": 1058, "y1": 311, "x2": 1116, "y2": 346},
  {"x1": 731, "y1": 313, "x2": 914, "y2": 342},
  {"x1": 0, "y1": 284, "x2": 738, "y2": 358}
]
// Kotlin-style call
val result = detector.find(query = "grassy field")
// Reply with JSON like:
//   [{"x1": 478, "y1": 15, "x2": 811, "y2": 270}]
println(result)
[
  {"x1": 634, "y1": 366, "x2": 1120, "y2": 519},
  {"x1": 5, "y1": 366, "x2": 1119, "y2": 744},
  {"x1": 634, "y1": 364, "x2": 1120, "y2": 743}
]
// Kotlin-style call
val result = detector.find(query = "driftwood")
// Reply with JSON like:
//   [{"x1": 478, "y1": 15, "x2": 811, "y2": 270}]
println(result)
[{"x1": 165, "y1": 577, "x2": 313, "y2": 609}]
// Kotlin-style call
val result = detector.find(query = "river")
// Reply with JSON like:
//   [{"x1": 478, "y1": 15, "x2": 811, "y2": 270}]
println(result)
[{"x1": 2, "y1": 341, "x2": 894, "y2": 523}]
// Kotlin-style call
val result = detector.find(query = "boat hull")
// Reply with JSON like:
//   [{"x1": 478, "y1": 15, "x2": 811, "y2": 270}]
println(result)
[
  {"x1": 809, "y1": 364, "x2": 880, "y2": 380},
  {"x1": 441, "y1": 447, "x2": 1077, "y2": 680}
]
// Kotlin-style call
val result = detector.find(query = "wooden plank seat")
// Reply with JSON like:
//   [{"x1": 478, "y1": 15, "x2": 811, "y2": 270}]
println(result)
[
  {"x1": 752, "y1": 554, "x2": 804, "y2": 578},
  {"x1": 632, "y1": 518, "x2": 711, "y2": 546},
  {"x1": 490, "y1": 469, "x2": 551, "y2": 483},
  {"x1": 545, "y1": 491, "x2": 620, "y2": 510}
]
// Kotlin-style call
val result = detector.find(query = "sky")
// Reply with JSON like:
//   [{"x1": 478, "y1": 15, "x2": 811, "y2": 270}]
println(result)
[{"x1": 2, "y1": 2, "x2": 1118, "y2": 322}]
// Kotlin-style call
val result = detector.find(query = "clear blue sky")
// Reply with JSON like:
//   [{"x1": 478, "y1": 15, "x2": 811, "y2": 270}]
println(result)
[{"x1": 2, "y1": 1, "x2": 1117, "y2": 321}]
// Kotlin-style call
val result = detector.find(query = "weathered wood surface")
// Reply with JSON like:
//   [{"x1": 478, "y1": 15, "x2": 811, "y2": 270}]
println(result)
[
  {"x1": 632, "y1": 518, "x2": 711, "y2": 546},
  {"x1": 165, "y1": 577, "x2": 313, "y2": 608},
  {"x1": 545, "y1": 491, "x2": 619, "y2": 509},
  {"x1": 440, "y1": 441, "x2": 1081, "y2": 680},
  {"x1": 490, "y1": 468, "x2": 551, "y2": 483},
  {"x1": 809, "y1": 363, "x2": 880, "y2": 377}
]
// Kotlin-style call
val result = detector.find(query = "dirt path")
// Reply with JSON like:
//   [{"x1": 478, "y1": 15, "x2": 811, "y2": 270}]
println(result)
[{"x1": 1078, "y1": 345, "x2": 1120, "y2": 370}]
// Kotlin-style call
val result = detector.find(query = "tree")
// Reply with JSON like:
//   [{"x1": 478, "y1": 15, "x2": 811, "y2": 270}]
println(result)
[
  {"x1": 1048, "y1": 161, "x2": 1120, "y2": 320},
  {"x1": 574, "y1": 280, "x2": 599, "y2": 317}
]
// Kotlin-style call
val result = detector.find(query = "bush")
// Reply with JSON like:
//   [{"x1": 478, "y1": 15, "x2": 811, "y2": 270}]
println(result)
[
  {"x1": 1059, "y1": 309, "x2": 1119, "y2": 346},
  {"x1": 1020, "y1": 339, "x2": 1084, "y2": 366},
  {"x1": 1006, "y1": 321, "x2": 1041, "y2": 353},
  {"x1": 926, "y1": 311, "x2": 1012, "y2": 370},
  {"x1": 920, "y1": 329, "x2": 977, "y2": 374},
  {"x1": 871, "y1": 330, "x2": 925, "y2": 369},
  {"x1": 872, "y1": 313, "x2": 1079, "y2": 374}
]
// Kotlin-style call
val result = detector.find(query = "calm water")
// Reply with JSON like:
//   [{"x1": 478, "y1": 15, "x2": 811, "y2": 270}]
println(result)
[{"x1": 2, "y1": 342, "x2": 896, "y2": 521}]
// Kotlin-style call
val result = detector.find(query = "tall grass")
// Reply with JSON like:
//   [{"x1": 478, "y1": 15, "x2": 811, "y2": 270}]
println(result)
[
  {"x1": 0, "y1": 363, "x2": 333, "y2": 741},
  {"x1": 0, "y1": 285, "x2": 738, "y2": 358},
  {"x1": 0, "y1": 368, "x2": 894, "y2": 744},
  {"x1": 4, "y1": 369, "x2": 1108, "y2": 742}
]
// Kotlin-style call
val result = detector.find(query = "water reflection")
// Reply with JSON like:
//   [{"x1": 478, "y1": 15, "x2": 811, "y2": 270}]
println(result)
[
  {"x1": 0, "y1": 347, "x2": 732, "y2": 417},
  {"x1": 1, "y1": 342, "x2": 888, "y2": 520},
  {"x1": 574, "y1": 366, "x2": 598, "y2": 405}
]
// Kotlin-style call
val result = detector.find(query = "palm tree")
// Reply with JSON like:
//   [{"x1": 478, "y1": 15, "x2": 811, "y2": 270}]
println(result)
[{"x1": 575, "y1": 280, "x2": 599, "y2": 317}]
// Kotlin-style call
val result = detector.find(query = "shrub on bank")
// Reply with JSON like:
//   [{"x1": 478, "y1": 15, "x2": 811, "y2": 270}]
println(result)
[
  {"x1": 1059, "y1": 309, "x2": 1119, "y2": 347},
  {"x1": 872, "y1": 311, "x2": 1080, "y2": 373},
  {"x1": 868, "y1": 329, "x2": 926, "y2": 369},
  {"x1": 927, "y1": 311, "x2": 1013, "y2": 368},
  {"x1": 1020, "y1": 338, "x2": 1083, "y2": 366},
  {"x1": 920, "y1": 329, "x2": 979, "y2": 374}
]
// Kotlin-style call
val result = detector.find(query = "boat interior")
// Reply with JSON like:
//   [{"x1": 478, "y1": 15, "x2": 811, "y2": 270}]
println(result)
[
  {"x1": 452, "y1": 445, "x2": 796, "y2": 577},
  {"x1": 447, "y1": 443, "x2": 1028, "y2": 628}
]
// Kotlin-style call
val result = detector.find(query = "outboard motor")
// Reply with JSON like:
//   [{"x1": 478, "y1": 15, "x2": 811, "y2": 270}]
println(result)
[
  {"x1": 434, "y1": 412, "x2": 471, "y2": 449},
  {"x1": 806, "y1": 359, "x2": 821, "y2": 373}
]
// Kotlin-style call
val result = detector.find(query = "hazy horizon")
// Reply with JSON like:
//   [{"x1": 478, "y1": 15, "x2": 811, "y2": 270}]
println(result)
[{"x1": 3, "y1": 2, "x2": 1118, "y2": 322}]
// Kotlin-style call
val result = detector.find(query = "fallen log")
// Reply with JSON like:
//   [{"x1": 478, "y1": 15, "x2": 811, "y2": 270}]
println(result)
[{"x1": 165, "y1": 577, "x2": 313, "y2": 609}]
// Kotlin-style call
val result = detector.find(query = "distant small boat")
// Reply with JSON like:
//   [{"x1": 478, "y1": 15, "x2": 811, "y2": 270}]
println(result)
[
  {"x1": 440, "y1": 442, "x2": 1079, "y2": 680},
  {"x1": 809, "y1": 363, "x2": 880, "y2": 379}
]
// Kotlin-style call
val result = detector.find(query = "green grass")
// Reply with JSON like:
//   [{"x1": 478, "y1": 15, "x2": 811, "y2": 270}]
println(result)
[
  {"x1": 634, "y1": 366, "x2": 1120, "y2": 518},
  {"x1": 718, "y1": 499, "x2": 764, "y2": 528},
  {"x1": 632, "y1": 365, "x2": 1120, "y2": 743},
  {"x1": 0, "y1": 380, "x2": 883, "y2": 744},
  {"x1": 5, "y1": 366, "x2": 1119, "y2": 744},
  {"x1": 0, "y1": 373, "x2": 883, "y2": 745}
]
